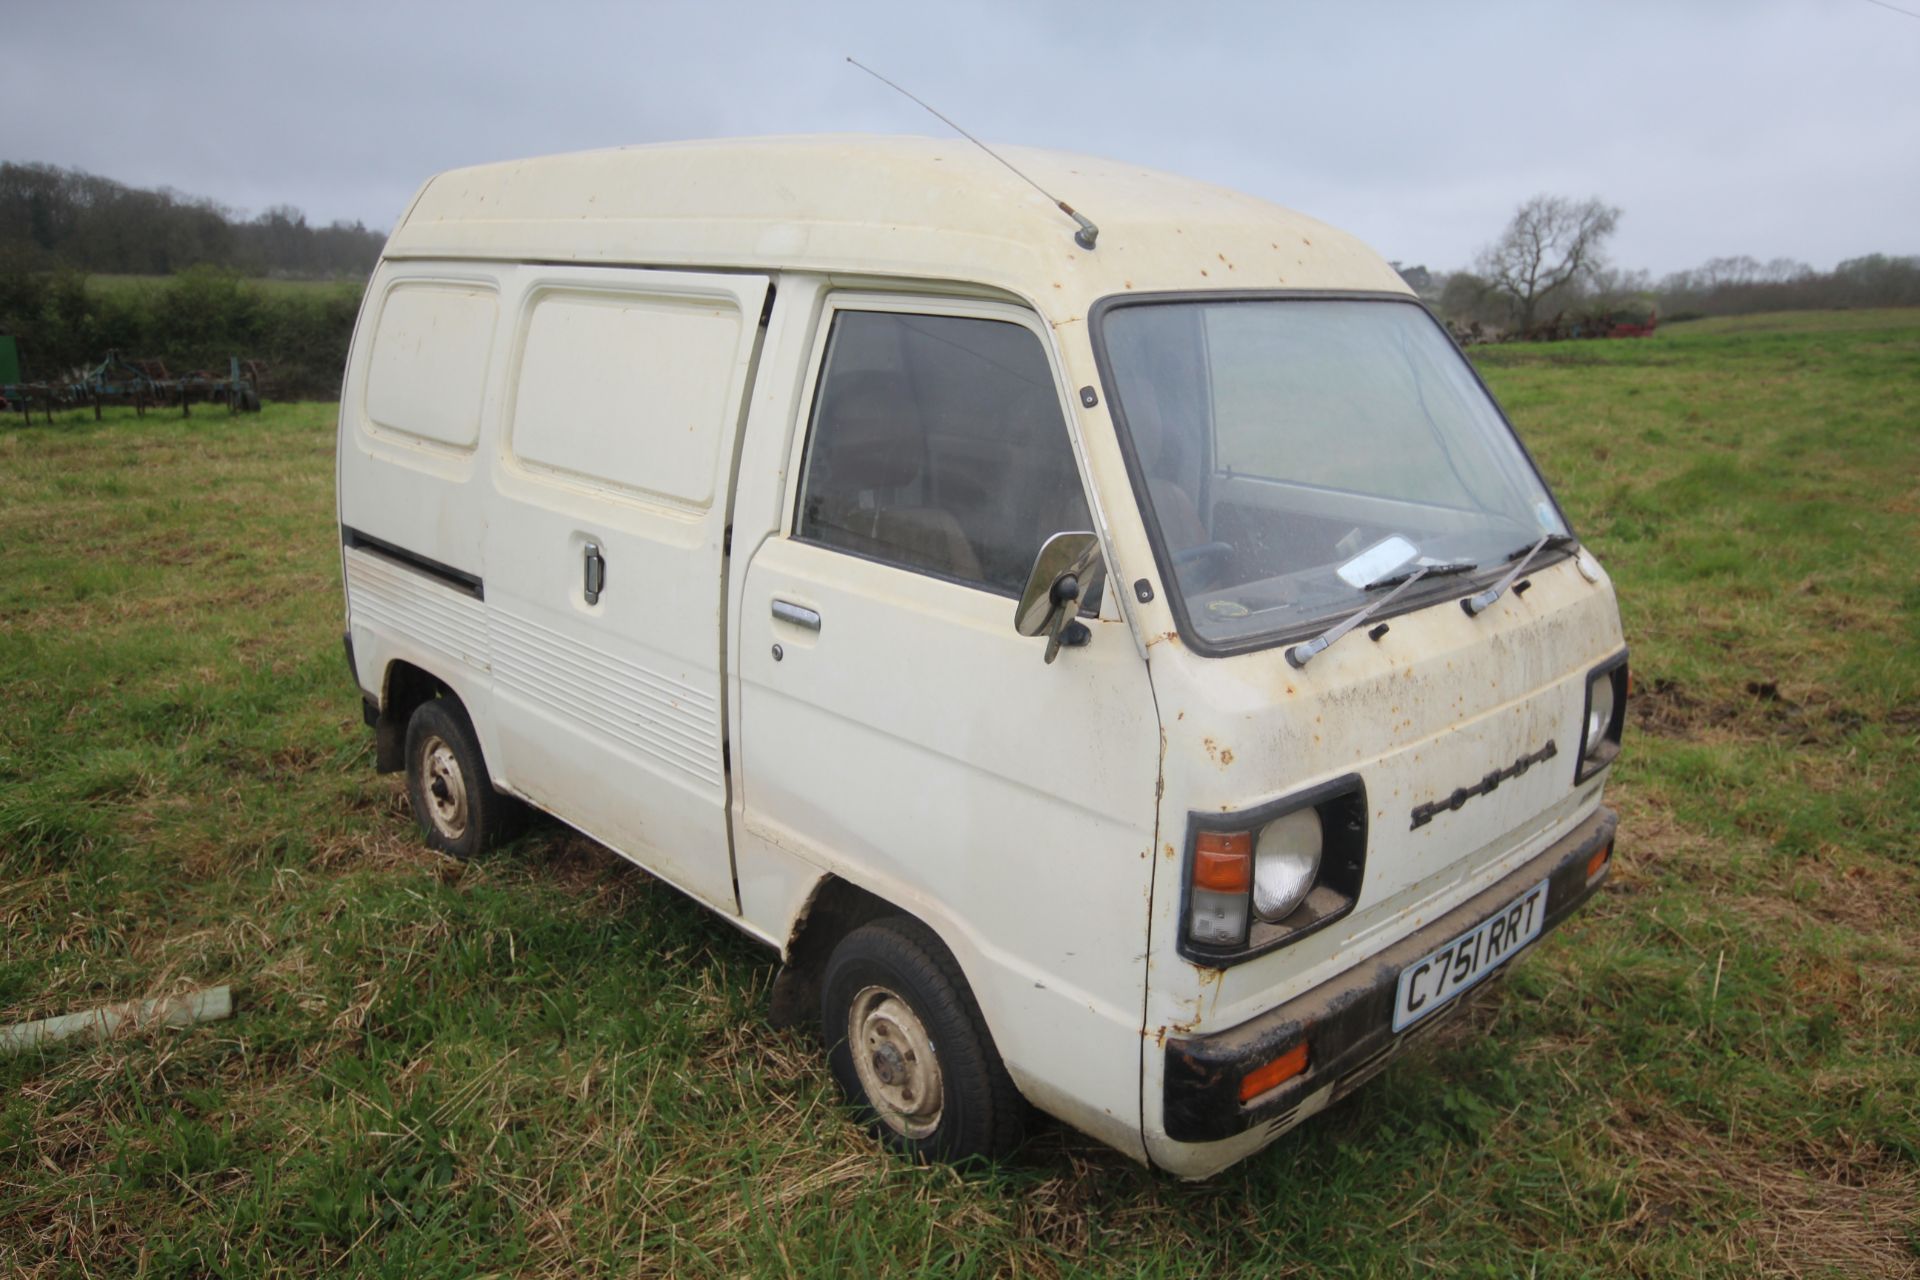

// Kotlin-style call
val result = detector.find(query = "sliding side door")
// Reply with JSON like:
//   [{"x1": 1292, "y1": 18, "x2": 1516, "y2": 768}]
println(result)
[{"x1": 483, "y1": 266, "x2": 769, "y2": 913}]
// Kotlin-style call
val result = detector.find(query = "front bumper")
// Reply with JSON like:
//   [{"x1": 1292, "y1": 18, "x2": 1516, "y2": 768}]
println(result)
[{"x1": 1161, "y1": 806, "x2": 1617, "y2": 1145}]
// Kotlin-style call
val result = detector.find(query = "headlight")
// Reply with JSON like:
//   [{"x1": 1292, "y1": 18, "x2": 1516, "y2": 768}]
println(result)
[
  {"x1": 1585, "y1": 674, "x2": 1616, "y2": 759},
  {"x1": 1253, "y1": 808, "x2": 1322, "y2": 921},
  {"x1": 1181, "y1": 777, "x2": 1369, "y2": 965},
  {"x1": 1576, "y1": 654, "x2": 1628, "y2": 783}
]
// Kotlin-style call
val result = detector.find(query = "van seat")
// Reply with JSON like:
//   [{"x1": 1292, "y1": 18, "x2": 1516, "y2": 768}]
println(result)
[{"x1": 809, "y1": 500, "x2": 984, "y2": 583}]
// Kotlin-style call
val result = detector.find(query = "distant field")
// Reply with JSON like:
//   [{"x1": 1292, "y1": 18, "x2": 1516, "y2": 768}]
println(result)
[
  {"x1": 1662, "y1": 307, "x2": 1912, "y2": 336},
  {"x1": 1, "y1": 311, "x2": 1916, "y2": 1276}
]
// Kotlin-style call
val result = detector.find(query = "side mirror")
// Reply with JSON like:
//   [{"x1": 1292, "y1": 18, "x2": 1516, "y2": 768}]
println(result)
[{"x1": 1014, "y1": 531, "x2": 1105, "y2": 664}]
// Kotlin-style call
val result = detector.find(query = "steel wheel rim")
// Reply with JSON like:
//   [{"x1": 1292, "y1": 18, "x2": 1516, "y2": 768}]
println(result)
[
  {"x1": 847, "y1": 984, "x2": 943, "y2": 1138},
  {"x1": 419, "y1": 734, "x2": 468, "y2": 839}
]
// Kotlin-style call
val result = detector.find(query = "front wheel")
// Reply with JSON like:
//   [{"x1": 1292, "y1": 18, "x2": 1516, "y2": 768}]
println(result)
[{"x1": 821, "y1": 917, "x2": 1025, "y2": 1162}]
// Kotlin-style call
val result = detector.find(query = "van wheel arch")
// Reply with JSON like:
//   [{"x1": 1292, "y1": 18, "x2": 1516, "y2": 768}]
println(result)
[
  {"x1": 768, "y1": 876, "x2": 897, "y2": 1030},
  {"x1": 373, "y1": 661, "x2": 453, "y2": 774}
]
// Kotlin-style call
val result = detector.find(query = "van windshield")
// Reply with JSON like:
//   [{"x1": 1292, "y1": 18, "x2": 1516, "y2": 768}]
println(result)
[{"x1": 1097, "y1": 296, "x2": 1570, "y2": 651}]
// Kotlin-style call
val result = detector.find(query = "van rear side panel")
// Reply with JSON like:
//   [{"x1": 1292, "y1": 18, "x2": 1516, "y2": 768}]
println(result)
[
  {"x1": 339, "y1": 264, "x2": 508, "y2": 730},
  {"x1": 339, "y1": 267, "x2": 502, "y2": 582},
  {"x1": 338, "y1": 258, "x2": 771, "y2": 915}
]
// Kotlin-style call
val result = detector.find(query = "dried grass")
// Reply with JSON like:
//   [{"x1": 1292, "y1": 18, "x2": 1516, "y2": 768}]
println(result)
[{"x1": 1608, "y1": 1103, "x2": 1920, "y2": 1278}]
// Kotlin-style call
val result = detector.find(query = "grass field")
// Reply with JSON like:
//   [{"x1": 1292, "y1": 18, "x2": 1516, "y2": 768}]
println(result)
[{"x1": 2, "y1": 309, "x2": 1916, "y2": 1277}]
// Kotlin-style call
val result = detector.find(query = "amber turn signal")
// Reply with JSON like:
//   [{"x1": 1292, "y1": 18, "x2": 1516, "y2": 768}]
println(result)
[
  {"x1": 1587, "y1": 842, "x2": 1612, "y2": 880},
  {"x1": 1194, "y1": 831, "x2": 1253, "y2": 893},
  {"x1": 1239, "y1": 1042, "x2": 1310, "y2": 1102}
]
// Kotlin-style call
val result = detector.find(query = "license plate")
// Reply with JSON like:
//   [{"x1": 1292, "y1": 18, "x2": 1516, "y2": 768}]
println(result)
[{"x1": 1392, "y1": 879, "x2": 1549, "y2": 1032}]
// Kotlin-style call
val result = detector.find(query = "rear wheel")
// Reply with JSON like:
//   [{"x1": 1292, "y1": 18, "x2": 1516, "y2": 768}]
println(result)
[
  {"x1": 404, "y1": 698, "x2": 517, "y2": 859},
  {"x1": 821, "y1": 917, "x2": 1025, "y2": 1162}
]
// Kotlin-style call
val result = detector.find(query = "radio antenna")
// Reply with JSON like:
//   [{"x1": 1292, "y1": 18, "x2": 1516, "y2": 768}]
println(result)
[{"x1": 846, "y1": 56, "x2": 1099, "y2": 250}]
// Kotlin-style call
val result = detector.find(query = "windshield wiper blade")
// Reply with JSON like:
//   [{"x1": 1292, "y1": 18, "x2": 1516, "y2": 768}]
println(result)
[
  {"x1": 1498, "y1": 531, "x2": 1577, "y2": 565},
  {"x1": 1366, "y1": 560, "x2": 1476, "y2": 591},
  {"x1": 1462, "y1": 533, "x2": 1573, "y2": 617},
  {"x1": 1288, "y1": 566, "x2": 1433, "y2": 669}
]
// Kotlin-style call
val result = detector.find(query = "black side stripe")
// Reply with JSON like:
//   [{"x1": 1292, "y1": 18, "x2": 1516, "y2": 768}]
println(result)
[{"x1": 342, "y1": 526, "x2": 484, "y2": 600}]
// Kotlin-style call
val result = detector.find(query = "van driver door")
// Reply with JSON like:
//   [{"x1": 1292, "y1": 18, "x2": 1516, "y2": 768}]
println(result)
[{"x1": 733, "y1": 296, "x2": 1161, "y2": 1155}]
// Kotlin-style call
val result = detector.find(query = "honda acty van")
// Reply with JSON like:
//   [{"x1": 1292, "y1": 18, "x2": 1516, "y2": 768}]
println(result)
[{"x1": 337, "y1": 136, "x2": 1626, "y2": 1177}]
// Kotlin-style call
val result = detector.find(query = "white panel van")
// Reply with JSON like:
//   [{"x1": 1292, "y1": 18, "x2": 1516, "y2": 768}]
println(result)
[{"x1": 336, "y1": 137, "x2": 1627, "y2": 1178}]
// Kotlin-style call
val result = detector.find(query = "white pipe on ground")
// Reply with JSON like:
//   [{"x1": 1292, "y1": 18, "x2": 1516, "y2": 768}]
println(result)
[{"x1": 0, "y1": 986, "x2": 233, "y2": 1055}]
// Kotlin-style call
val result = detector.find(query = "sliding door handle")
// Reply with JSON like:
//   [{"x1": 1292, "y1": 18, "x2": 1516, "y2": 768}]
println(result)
[
  {"x1": 771, "y1": 599, "x2": 821, "y2": 632},
  {"x1": 583, "y1": 542, "x2": 606, "y2": 604}
]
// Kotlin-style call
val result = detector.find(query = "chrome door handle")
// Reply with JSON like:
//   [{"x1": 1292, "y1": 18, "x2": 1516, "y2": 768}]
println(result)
[
  {"x1": 771, "y1": 599, "x2": 821, "y2": 632},
  {"x1": 583, "y1": 542, "x2": 606, "y2": 604}
]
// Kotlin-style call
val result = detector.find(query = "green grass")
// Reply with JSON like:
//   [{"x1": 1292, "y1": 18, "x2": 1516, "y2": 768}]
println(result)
[{"x1": 2, "y1": 311, "x2": 1917, "y2": 1276}]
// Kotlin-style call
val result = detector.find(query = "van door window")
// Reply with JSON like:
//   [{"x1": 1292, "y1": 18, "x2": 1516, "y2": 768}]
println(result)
[{"x1": 796, "y1": 310, "x2": 1092, "y2": 597}]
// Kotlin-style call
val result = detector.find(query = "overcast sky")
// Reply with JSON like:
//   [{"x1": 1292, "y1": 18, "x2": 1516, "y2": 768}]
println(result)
[{"x1": 6, "y1": 0, "x2": 1915, "y2": 276}]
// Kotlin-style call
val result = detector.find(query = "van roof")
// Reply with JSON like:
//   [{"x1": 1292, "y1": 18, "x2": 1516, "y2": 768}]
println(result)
[{"x1": 386, "y1": 135, "x2": 1409, "y2": 319}]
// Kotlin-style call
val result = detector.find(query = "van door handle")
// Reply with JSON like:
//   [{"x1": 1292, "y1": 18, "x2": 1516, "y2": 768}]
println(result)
[
  {"x1": 771, "y1": 599, "x2": 821, "y2": 631},
  {"x1": 583, "y1": 542, "x2": 606, "y2": 604}
]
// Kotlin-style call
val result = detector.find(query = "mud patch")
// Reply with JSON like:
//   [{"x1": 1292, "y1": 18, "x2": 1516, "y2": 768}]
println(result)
[{"x1": 1630, "y1": 676, "x2": 1874, "y2": 745}]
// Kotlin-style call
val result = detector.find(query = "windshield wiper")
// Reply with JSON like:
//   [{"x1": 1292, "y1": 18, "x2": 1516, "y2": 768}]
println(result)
[
  {"x1": 1366, "y1": 560, "x2": 1476, "y2": 591},
  {"x1": 1461, "y1": 533, "x2": 1575, "y2": 617},
  {"x1": 1287, "y1": 566, "x2": 1433, "y2": 668}
]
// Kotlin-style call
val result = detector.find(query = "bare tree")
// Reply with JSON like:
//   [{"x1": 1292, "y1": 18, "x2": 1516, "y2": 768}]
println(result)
[
  {"x1": 1697, "y1": 255, "x2": 1764, "y2": 289},
  {"x1": 1476, "y1": 195, "x2": 1621, "y2": 336}
]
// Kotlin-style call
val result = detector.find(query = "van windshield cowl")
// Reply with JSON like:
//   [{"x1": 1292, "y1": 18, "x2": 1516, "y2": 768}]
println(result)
[{"x1": 1095, "y1": 295, "x2": 1572, "y2": 654}]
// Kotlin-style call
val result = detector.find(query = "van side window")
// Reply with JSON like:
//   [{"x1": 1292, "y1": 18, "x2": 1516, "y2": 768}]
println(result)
[{"x1": 796, "y1": 310, "x2": 1092, "y2": 596}]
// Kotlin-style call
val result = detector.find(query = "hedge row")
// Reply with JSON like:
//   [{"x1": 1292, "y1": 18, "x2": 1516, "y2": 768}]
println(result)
[{"x1": 0, "y1": 266, "x2": 363, "y2": 400}]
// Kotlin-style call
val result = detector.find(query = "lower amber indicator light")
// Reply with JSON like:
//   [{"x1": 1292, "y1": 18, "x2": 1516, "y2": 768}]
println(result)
[
  {"x1": 1587, "y1": 843, "x2": 1612, "y2": 880},
  {"x1": 1239, "y1": 1042, "x2": 1310, "y2": 1103}
]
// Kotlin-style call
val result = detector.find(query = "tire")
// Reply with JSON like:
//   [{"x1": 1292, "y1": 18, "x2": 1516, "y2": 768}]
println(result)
[
  {"x1": 821, "y1": 916, "x2": 1026, "y2": 1163},
  {"x1": 403, "y1": 697, "x2": 519, "y2": 859}
]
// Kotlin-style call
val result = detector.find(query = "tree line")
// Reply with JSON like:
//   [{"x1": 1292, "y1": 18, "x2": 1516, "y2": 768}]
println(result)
[
  {"x1": 1396, "y1": 196, "x2": 1919, "y2": 340},
  {"x1": 0, "y1": 161, "x2": 384, "y2": 279},
  {"x1": 5, "y1": 161, "x2": 1916, "y2": 400}
]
